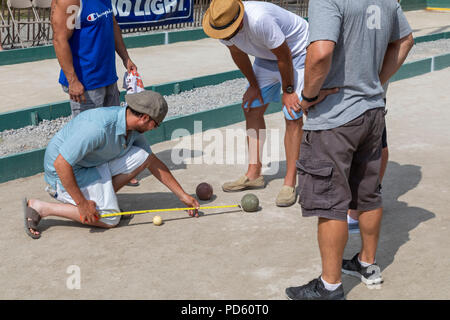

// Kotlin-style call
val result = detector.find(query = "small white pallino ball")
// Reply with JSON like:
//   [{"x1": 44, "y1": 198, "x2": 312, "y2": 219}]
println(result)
[{"x1": 153, "y1": 215, "x2": 163, "y2": 226}]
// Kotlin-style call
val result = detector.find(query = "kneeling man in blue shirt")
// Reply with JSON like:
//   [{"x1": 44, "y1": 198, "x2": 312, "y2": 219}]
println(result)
[{"x1": 23, "y1": 91, "x2": 199, "y2": 239}]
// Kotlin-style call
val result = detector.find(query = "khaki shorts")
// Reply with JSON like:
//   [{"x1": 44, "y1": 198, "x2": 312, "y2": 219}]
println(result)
[{"x1": 296, "y1": 108, "x2": 385, "y2": 221}]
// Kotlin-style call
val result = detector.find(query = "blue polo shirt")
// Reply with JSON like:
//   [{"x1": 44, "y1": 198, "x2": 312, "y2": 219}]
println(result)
[{"x1": 44, "y1": 107, "x2": 152, "y2": 191}]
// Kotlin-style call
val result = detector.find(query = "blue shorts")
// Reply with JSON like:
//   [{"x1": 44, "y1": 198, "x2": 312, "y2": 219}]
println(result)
[{"x1": 243, "y1": 54, "x2": 306, "y2": 121}]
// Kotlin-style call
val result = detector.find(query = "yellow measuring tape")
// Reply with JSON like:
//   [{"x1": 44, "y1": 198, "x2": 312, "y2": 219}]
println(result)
[{"x1": 100, "y1": 204, "x2": 241, "y2": 218}]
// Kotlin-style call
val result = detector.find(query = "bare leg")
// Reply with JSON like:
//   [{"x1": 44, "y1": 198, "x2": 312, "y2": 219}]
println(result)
[
  {"x1": 284, "y1": 118, "x2": 303, "y2": 187},
  {"x1": 245, "y1": 105, "x2": 268, "y2": 180},
  {"x1": 26, "y1": 155, "x2": 153, "y2": 235},
  {"x1": 27, "y1": 199, "x2": 113, "y2": 236},
  {"x1": 358, "y1": 207, "x2": 383, "y2": 264},
  {"x1": 318, "y1": 217, "x2": 348, "y2": 284},
  {"x1": 112, "y1": 155, "x2": 152, "y2": 192}
]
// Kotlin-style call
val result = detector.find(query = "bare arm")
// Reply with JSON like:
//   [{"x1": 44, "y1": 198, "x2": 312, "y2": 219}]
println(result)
[
  {"x1": 228, "y1": 45, "x2": 259, "y2": 88},
  {"x1": 228, "y1": 45, "x2": 264, "y2": 110},
  {"x1": 51, "y1": 0, "x2": 86, "y2": 103},
  {"x1": 271, "y1": 41, "x2": 300, "y2": 118},
  {"x1": 303, "y1": 40, "x2": 335, "y2": 97},
  {"x1": 54, "y1": 154, "x2": 99, "y2": 223},
  {"x1": 147, "y1": 154, "x2": 199, "y2": 216},
  {"x1": 300, "y1": 40, "x2": 339, "y2": 113},
  {"x1": 113, "y1": 16, "x2": 137, "y2": 73},
  {"x1": 379, "y1": 33, "x2": 414, "y2": 85},
  {"x1": 270, "y1": 41, "x2": 294, "y2": 93}
]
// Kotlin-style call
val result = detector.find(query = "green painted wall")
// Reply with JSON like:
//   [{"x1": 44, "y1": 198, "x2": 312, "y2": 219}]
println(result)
[
  {"x1": 0, "y1": 29, "x2": 208, "y2": 66},
  {"x1": 401, "y1": 0, "x2": 427, "y2": 11},
  {"x1": 401, "y1": 0, "x2": 450, "y2": 10},
  {"x1": 427, "y1": 0, "x2": 450, "y2": 8},
  {"x1": 0, "y1": 69, "x2": 244, "y2": 132},
  {"x1": 434, "y1": 53, "x2": 450, "y2": 70}
]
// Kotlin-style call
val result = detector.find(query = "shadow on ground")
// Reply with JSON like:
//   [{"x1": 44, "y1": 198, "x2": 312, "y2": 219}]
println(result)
[
  {"x1": 116, "y1": 192, "x2": 241, "y2": 227},
  {"x1": 343, "y1": 161, "x2": 436, "y2": 295},
  {"x1": 264, "y1": 160, "x2": 287, "y2": 185}
]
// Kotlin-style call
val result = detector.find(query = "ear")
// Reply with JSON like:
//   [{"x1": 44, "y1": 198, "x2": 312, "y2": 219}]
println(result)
[{"x1": 141, "y1": 114, "x2": 150, "y2": 123}]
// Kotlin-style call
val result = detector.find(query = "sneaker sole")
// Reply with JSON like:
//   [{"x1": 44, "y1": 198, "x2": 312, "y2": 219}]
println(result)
[
  {"x1": 276, "y1": 200, "x2": 297, "y2": 207},
  {"x1": 342, "y1": 269, "x2": 383, "y2": 285},
  {"x1": 285, "y1": 291, "x2": 345, "y2": 300},
  {"x1": 276, "y1": 196, "x2": 297, "y2": 207},
  {"x1": 362, "y1": 276, "x2": 383, "y2": 285}
]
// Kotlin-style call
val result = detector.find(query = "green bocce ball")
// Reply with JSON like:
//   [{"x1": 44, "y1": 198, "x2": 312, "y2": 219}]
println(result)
[{"x1": 241, "y1": 193, "x2": 259, "y2": 212}]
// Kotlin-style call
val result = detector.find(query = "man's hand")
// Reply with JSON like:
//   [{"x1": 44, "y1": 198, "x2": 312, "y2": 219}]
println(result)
[
  {"x1": 282, "y1": 92, "x2": 301, "y2": 119},
  {"x1": 242, "y1": 86, "x2": 264, "y2": 113},
  {"x1": 77, "y1": 199, "x2": 99, "y2": 224},
  {"x1": 68, "y1": 78, "x2": 86, "y2": 103},
  {"x1": 300, "y1": 88, "x2": 339, "y2": 115},
  {"x1": 180, "y1": 193, "x2": 200, "y2": 218},
  {"x1": 124, "y1": 58, "x2": 138, "y2": 74}
]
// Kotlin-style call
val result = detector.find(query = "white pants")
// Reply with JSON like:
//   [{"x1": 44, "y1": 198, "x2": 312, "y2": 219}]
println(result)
[{"x1": 53, "y1": 146, "x2": 149, "y2": 226}]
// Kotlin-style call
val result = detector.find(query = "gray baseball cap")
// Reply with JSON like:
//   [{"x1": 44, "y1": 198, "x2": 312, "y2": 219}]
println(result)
[{"x1": 125, "y1": 90, "x2": 168, "y2": 124}]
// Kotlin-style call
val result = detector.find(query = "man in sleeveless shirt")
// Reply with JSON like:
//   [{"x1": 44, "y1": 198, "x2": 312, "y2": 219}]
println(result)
[{"x1": 52, "y1": 0, "x2": 140, "y2": 186}]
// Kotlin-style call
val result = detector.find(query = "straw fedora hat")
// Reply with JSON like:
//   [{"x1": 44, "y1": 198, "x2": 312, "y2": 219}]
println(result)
[{"x1": 202, "y1": 0, "x2": 245, "y2": 39}]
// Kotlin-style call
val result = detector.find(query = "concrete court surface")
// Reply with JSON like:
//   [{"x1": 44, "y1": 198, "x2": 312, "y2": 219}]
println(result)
[
  {"x1": 0, "y1": 67, "x2": 449, "y2": 299},
  {"x1": 0, "y1": 9, "x2": 449, "y2": 114},
  {"x1": 406, "y1": 9, "x2": 450, "y2": 36}
]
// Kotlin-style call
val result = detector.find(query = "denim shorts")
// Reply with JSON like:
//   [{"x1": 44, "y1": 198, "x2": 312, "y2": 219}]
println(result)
[{"x1": 243, "y1": 54, "x2": 305, "y2": 120}]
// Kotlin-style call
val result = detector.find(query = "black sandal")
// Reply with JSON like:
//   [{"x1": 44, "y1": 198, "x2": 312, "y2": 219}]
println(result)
[
  {"x1": 126, "y1": 179, "x2": 140, "y2": 187},
  {"x1": 23, "y1": 198, "x2": 41, "y2": 239}
]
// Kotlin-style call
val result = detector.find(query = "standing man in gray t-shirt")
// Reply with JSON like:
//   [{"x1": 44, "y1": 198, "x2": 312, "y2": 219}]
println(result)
[{"x1": 285, "y1": 0, "x2": 414, "y2": 300}]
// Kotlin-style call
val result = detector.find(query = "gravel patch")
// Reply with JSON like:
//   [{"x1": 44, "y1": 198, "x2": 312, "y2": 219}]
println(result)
[
  {"x1": 165, "y1": 78, "x2": 247, "y2": 118},
  {"x1": 0, "y1": 117, "x2": 73, "y2": 157},
  {"x1": 0, "y1": 78, "x2": 248, "y2": 157},
  {"x1": 406, "y1": 39, "x2": 450, "y2": 62}
]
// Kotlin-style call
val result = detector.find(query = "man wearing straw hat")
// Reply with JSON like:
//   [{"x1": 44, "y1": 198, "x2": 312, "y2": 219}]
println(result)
[
  {"x1": 23, "y1": 91, "x2": 199, "y2": 239},
  {"x1": 202, "y1": 0, "x2": 336, "y2": 207}
]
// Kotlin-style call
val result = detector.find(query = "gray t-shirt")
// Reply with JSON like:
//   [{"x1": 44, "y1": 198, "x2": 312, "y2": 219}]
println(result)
[{"x1": 303, "y1": 0, "x2": 412, "y2": 131}]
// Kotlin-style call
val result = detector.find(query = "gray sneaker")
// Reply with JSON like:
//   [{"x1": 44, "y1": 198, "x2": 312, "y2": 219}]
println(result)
[
  {"x1": 342, "y1": 253, "x2": 383, "y2": 285},
  {"x1": 285, "y1": 277, "x2": 345, "y2": 300}
]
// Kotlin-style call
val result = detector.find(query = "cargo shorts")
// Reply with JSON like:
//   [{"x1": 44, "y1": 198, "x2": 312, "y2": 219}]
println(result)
[{"x1": 296, "y1": 108, "x2": 385, "y2": 221}]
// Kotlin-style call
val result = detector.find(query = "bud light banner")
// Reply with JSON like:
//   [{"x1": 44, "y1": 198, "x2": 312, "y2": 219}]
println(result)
[{"x1": 112, "y1": 0, "x2": 193, "y2": 29}]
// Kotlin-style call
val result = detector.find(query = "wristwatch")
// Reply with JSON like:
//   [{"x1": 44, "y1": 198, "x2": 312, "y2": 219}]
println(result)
[
  {"x1": 301, "y1": 90, "x2": 319, "y2": 103},
  {"x1": 284, "y1": 85, "x2": 295, "y2": 94}
]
